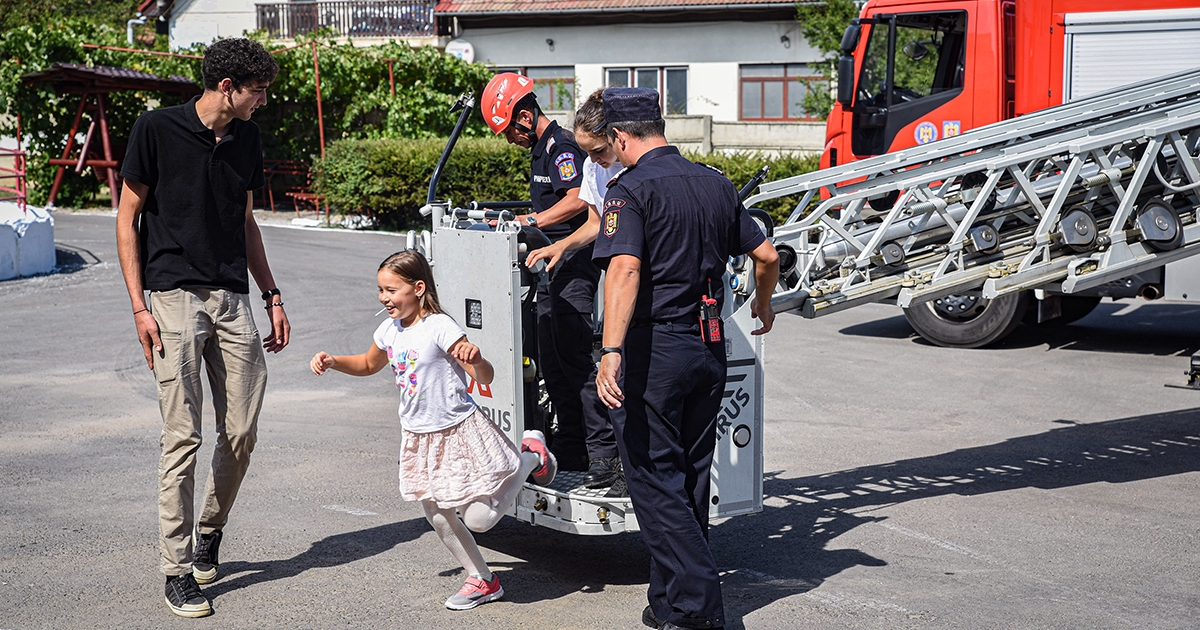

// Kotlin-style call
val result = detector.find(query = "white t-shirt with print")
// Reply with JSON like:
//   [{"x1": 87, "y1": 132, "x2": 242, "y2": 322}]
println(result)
[
  {"x1": 373, "y1": 313, "x2": 477, "y2": 433},
  {"x1": 579, "y1": 156, "x2": 625, "y2": 209}
]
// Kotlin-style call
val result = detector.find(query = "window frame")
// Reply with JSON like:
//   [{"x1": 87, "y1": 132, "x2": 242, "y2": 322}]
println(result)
[
  {"x1": 603, "y1": 66, "x2": 689, "y2": 116},
  {"x1": 739, "y1": 64, "x2": 825, "y2": 122},
  {"x1": 496, "y1": 66, "x2": 576, "y2": 113}
]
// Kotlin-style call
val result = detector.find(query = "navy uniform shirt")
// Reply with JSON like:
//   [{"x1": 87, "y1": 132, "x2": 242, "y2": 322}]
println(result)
[
  {"x1": 592, "y1": 146, "x2": 765, "y2": 321},
  {"x1": 529, "y1": 120, "x2": 585, "y2": 241},
  {"x1": 121, "y1": 96, "x2": 265, "y2": 294}
]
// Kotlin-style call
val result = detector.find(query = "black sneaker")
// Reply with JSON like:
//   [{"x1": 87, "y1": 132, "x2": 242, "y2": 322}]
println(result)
[
  {"x1": 165, "y1": 573, "x2": 211, "y2": 618},
  {"x1": 583, "y1": 456, "x2": 621, "y2": 488},
  {"x1": 193, "y1": 530, "x2": 222, "y2": 585},
  {"x1": 604, "y1": 474, "x2": 629, "y2": 498},
  {"x1": 642, "y1": 605, "x2": 663, "y2": 628}
]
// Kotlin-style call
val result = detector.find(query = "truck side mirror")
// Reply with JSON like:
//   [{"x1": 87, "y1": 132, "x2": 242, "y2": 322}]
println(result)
[
  {"x1": 840, "y1": 22, "x2": 861, "y2": 54},
  {"x1": 837, "y1": 55, "x2": 856, "y2": 106}
]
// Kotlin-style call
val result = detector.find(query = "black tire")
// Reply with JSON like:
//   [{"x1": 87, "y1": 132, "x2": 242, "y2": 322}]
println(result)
[{"x1": 903, "y1": 291, "x2": 1030, "y2": 348}]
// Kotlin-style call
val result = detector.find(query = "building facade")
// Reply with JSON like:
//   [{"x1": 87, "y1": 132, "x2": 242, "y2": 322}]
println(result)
[{"x1": 154, "y1": 0, "x2": 826, "y2": 152}]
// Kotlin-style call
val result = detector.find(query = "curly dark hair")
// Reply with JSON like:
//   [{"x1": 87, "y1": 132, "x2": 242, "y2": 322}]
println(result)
[{"x1": 202, "y1": 38, "x2": 279, "y2": 91}]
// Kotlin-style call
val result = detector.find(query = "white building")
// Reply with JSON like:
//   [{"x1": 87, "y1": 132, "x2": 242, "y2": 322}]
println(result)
[{"x1": 149, "y1": 0, "x2": 826, "y2": 152}]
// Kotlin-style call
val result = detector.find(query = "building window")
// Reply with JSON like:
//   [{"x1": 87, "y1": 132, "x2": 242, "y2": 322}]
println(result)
[
  {"x1": 496, "y1": 67, "x2": 575, "y2": 112},
  {"x1": 740, "y1": 64, "x2": 821, "y2": 121},
  {"x1": 604, "y1": 67, "x2": 688, "y2": 115}
]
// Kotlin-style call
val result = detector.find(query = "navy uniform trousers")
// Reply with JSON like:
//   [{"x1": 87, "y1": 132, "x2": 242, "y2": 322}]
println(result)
[
  {"x1": 536, "y1": 245, "x2": 615, "y2": 465},
  {"x1": 612, "y1": 321, "x2": 726, "y2": 629}
]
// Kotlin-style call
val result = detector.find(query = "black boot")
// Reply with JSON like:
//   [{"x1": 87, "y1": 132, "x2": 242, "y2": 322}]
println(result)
[{"x1": 583, "y1": 456, "x2": 621, "y2": 488}]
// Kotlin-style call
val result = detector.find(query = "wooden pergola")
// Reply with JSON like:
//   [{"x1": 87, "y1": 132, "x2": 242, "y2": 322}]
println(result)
[{"x1": 21, "y1": 63, "x2": 201, "y2": 209}]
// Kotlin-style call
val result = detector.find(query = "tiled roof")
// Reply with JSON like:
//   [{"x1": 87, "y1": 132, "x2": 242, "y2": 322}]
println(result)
[
  {"x1": 137, "y1": 0, "x2": 174, "y2": 19},
  {"x1": 21, "y1": 63, "x2": 201, "y2": 96},
  {"x1": 436, "y1": 0, "x2": 792, "y2": 15}
]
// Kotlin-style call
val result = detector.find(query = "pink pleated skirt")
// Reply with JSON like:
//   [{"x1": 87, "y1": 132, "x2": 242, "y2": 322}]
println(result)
[{"x1": 398, "y1": 408, "x2": 521, "y2": 509}]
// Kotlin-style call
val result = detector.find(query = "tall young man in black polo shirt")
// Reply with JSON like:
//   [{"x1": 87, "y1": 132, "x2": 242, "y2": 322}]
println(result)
[
  {"x1": 481, "y1": 73, "x2": 602, "y2": 473},
  {"x1": 116, "y1": 38, "x2": 288, "y2": 618}
]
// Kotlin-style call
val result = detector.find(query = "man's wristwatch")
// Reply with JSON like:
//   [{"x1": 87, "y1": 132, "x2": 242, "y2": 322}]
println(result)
[
  {"x1": 261, "y1": 288, "x2": 281, "y2": 301},
  {"x1": 600, "y1": 346, "x2": 622, "y2": 356},
  {"x1": 525, "y1": 215, "x2": 538, "y2": 227}
]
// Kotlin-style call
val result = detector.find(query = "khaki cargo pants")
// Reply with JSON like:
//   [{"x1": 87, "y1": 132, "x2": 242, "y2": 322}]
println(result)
[{"x1": 149, "y1": 288, "x2": 267, "y2": 576}]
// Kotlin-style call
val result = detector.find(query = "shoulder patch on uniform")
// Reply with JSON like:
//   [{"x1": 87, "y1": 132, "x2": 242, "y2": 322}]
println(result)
[
  {"x1": 555, "y1": 152, "x2": 578, "y2": 181},
  {"x1": 606, "y1": 167, "x2": 630, "y2": 189},
  {"x1": 694, "y1": 161, "x2": 725, "y2": 176},
  {"x1": 546, "y1": 136, "x2": 557, "y2": 152},
  {"x1": 603, "y1": 198, "x2": 625, "y2": 237}
]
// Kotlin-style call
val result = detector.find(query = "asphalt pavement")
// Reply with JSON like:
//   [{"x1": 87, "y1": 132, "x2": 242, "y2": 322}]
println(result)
[{"x1": 1, "y1": 211, "x2": 1198, "y2": 630}]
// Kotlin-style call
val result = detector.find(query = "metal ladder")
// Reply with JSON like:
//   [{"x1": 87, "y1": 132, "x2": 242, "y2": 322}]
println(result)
[{"x1": 747, "y1": 67, "x2": 1200, "y2": 318}]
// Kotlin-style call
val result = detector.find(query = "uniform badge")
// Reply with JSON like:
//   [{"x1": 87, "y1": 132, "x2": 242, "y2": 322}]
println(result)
[
  {"x1": 604, "y1": 210, "x2": 620, "y2": 237},
  {"x1": 603, "y1": 198, "x2": 625, "y2": 237},
  {"x1": 555, "y1": 152, "x2": 578, "y2": 181}
]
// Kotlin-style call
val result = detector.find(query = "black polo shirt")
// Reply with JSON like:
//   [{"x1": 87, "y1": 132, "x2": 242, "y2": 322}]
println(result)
[
  {"x1": 120, "y1": 96, "x2": 265, "y2": 294},
  {"x1": 529, "y1": 120, "x2": 584, "y2": 241},
  {"x1": 592, "y1": 146, "x2": 765, "y2": 320}
]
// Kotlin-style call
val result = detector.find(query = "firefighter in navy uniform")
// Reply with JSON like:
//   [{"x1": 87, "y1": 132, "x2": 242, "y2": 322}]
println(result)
[
  {"x1": 482, "y1": 72, "x2": 600, "y2": 473},
  {"x1": 591, "y1": 87, "x2": 780, "y2": 630}
]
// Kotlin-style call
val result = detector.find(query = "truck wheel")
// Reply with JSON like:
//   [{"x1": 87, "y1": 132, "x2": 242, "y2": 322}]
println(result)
[{"x1": 903, "y1": 291, "x2": 1030, "y2": 348}]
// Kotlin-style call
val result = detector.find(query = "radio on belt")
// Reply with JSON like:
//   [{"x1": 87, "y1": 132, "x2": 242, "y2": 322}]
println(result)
[{"x1": 700, "y1": 278, "x2": 721, "y2": 343}]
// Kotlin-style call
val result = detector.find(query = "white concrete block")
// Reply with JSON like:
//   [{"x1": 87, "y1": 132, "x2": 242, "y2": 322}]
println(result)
[
  {"x1": 0, "y1": 223, "x2": 16, "y2": 280},
  {"x1": 0, "y1": 202, "x2": 56, "y2": 280}
]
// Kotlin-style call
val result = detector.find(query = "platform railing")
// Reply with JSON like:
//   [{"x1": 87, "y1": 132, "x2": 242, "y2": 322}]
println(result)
[
  {"x1": 256, "y1": 0, "x2": 436, "y2": 39},
  {"x1": 0, "y1": 146, "x2": 27, "y2": 213}
]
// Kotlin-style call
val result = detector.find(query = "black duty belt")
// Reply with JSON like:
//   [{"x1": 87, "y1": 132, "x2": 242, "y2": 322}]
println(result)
[{"x1": 631, "y1": 313, "x2": 698, "y2": 329}]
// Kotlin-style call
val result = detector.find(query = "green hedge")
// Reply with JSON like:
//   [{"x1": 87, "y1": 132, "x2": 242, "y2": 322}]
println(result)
[
  {"x1": 314, "y1": 137, "x2": 819, "y2": 230},
  {"x1": 313, "y1": 136, "x2": 529, "y2": 231}
]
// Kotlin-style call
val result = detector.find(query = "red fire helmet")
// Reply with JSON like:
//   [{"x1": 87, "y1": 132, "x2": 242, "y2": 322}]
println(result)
[{"x1": 480, "y1": 72, "x2": 535, "y2": 134}]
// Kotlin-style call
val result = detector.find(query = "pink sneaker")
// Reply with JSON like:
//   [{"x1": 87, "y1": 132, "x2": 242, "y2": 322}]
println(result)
[
  {"x1": 521, "y1": 430, "x2": 558, "y2": 485},
  {"x1": 445, "y1": 574, "x2": 504, "y2": 610}
]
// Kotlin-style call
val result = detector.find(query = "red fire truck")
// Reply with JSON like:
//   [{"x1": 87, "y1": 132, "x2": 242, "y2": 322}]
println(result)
[{"x1": 774, "y1": 0, "x2": 1200, "y2": 348}]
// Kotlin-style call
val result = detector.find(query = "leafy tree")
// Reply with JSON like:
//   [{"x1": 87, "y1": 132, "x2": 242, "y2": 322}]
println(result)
[
  {"x1": 254, "y1": 31, "x2": 494, "y2": 164},
  {"x1": 0, "y1": 19, "x2": 200, "y2": 207},
  {"x1": 0, "y1": 21, "x2": 496, "y2": 207},
  {"x1": 795, "y1": 0, "x2": 861, "y2": 118},
  {"x1": 0, "y1": 0, "x2": 136, "y2": 32}
]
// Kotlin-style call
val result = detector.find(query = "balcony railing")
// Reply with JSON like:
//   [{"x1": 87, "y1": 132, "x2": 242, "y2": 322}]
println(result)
[{"x1": 256, "y1": 0, "x2": 436, "y2": 40}]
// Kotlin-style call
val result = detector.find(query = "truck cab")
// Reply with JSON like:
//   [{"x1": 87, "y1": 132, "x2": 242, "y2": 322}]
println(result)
[
  {"x1": 822, "y1": 0, "x2": 1002, "y2": 169},
  {"x1": 824, "y1": 0, "x2": 1200, "y2": 170}
]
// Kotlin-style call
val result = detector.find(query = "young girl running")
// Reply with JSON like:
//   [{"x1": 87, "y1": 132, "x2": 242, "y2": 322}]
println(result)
[{"x1": 310, "y1": 250, "x2": 556, "y2": 610}]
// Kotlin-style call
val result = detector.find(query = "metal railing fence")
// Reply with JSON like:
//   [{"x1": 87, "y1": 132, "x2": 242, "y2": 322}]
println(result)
[{"x1": 256, "y1": 0, "x2": 436, "y2": 39}]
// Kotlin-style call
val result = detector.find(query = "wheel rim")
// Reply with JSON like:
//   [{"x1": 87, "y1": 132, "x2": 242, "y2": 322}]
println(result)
[{"x1": 929, "y1": 294, "x2": 986, "y2": 321}]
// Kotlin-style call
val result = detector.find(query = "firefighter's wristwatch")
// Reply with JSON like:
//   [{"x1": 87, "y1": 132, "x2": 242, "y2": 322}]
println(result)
[{"x1": 525, "y1": 215, "x2": 538, "y2": 227}]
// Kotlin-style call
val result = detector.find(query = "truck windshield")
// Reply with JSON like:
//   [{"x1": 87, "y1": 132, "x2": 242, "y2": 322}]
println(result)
[{"x1": 858, "y1": 11, "x2": 967, "y2": 108}]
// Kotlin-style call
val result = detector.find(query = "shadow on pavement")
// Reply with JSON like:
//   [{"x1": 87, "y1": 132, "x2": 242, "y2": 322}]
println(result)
[
  {"x1": 839, "y1": 302, "x2": 1200, "y2": 357},
  {"x1": 711, "y1": 406, "x2": 1200, "y2": 628},
  {"x1": 204, "y1": 518, "x2": 428, "y2": 599},
  {"x1": 54, "y1": 244, "x2": 102, "y2": 274},
  {"x1": 470, "y1": 517, "x2": 651, "y2": 604}
]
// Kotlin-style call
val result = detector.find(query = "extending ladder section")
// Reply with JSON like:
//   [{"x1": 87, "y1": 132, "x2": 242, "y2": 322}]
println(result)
[{"x1": 749, "y1": 67, "x2": 1200, "y2": 318}]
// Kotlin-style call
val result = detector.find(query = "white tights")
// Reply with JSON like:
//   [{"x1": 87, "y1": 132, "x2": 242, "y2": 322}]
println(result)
[{"x1": 421, "y1": 450, "x2": 541, "y2": 580}]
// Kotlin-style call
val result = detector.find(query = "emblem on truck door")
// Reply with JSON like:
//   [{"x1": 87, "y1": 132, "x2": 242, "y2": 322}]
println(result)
[{"x1": 914, "y1": 121, "x2": 938, "y2": 144}]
